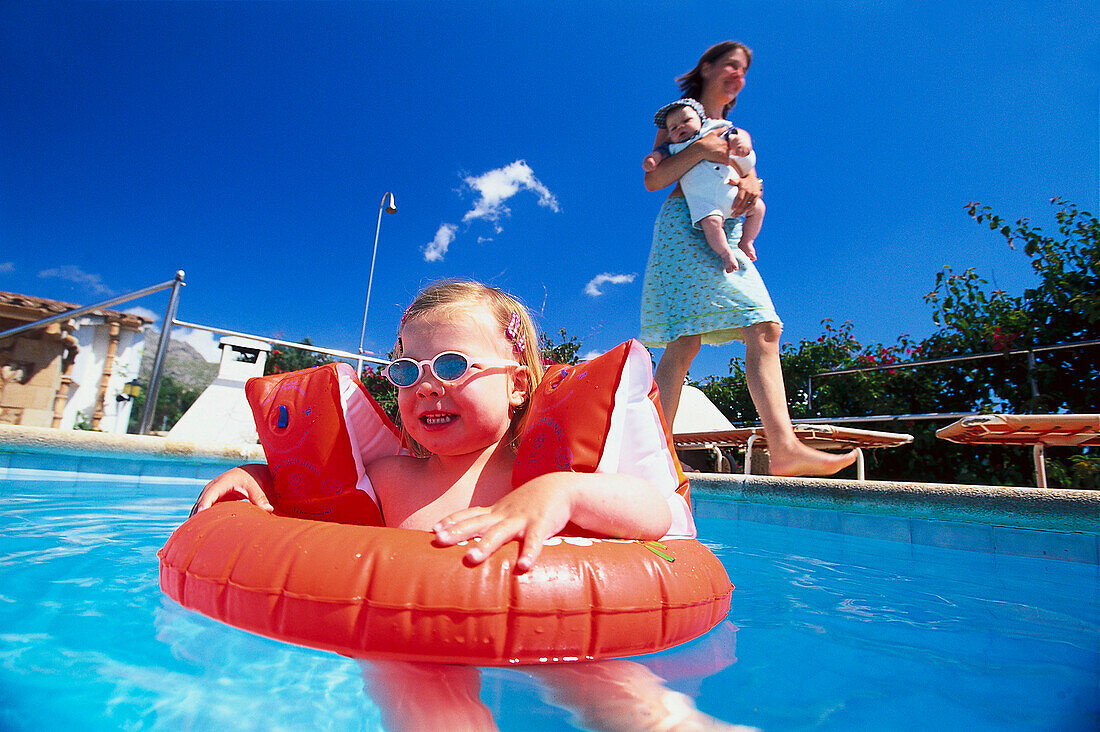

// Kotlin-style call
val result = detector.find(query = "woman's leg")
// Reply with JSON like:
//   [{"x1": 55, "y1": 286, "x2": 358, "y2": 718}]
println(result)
[
  {"x1": 654, "y1": 334, "x2": 702, "y2": 427},
  {"x1": 742, "y1": 322, "x2": 858, "y2": 477}
]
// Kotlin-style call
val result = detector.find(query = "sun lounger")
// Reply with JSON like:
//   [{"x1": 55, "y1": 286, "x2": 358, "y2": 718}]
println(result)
[
  {"x1": 936, "y1": 413, "x2": 1100, "y2": 488},
  {"x1": 673, "y1": 424, "x2": 914, "y2": 480}
]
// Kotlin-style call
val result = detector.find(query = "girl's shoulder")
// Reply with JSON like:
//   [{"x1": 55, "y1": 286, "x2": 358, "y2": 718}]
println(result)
[
  {"x1": 365, "y1": 453, "x2": 431, "y2": 512},
  {"x1": 366, "y1": 453, "x2": 431, "y2": 491},
  {"x1": 368, "y1": 452, "x2": 428, "y2": 477}
]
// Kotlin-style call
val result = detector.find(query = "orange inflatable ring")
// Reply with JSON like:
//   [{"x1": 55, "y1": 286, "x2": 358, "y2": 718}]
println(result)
[
  {"x1": 159, "y1": 345, "x2": 733, "y2": 664},
  {"x1": 159, "y1": 502, "x2": 732, "y2": 664}
]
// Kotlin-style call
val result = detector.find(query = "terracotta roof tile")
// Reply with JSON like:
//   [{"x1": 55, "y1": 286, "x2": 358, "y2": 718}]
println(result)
[{"x1": 0, "y1": 290, "x2": 152, "y2": 328}]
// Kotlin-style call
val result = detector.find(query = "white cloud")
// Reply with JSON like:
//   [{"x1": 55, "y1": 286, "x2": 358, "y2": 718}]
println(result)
[
  {"x1": 124, "y1": 305, "x2": 159, "y2": 321},
  {"x1": 580, "y1": 349, "x2": 605, "y2": 362},
  {"x1": 461, "y1": 160, "x2": 559, "y2": 225},
  {"x1": 423, "y1": 224, "x2": 458, "y2": 262},
  {"x1": 38, "y1": 265, "x2": 115, "y2": 296},
  {"x1": 0, "y1": 262, "x2": 13, "y2": 274},
  {"x1": 424, "y1": 161, "x2": 559, "y2": 262},
  {"x1": 173, "y1": 328, "x2": 222, "y2": 363},
  {"x1": 584, "y1": 272, "x2": 636, "y2": 297}
]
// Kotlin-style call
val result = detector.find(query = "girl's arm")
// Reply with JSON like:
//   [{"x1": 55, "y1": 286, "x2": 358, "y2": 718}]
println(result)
[
  {"x1": 643, "y1": 127, "x2": 731, "y2": 191},
  {"x1": 433, "y1": 473, "x2": 672, "y2": 572},
  {"x1": 190, "y1": 464, "x2": 274, "y2": 515}
]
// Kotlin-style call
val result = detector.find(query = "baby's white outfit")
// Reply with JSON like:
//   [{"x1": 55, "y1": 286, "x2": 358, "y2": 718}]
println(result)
[{"x1": 668, "y1": 119, "x2": 756, "y2": 228}]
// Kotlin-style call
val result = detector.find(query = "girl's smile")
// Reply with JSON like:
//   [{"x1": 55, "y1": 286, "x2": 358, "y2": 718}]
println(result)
[{"x1": 420, "y1": 411, "x2": 457, "y2": 429}]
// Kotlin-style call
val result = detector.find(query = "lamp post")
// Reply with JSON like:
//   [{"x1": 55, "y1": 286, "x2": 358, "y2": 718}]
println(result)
[{"x1": 357, "y1": 192, "x2": 397, "y2": 375}]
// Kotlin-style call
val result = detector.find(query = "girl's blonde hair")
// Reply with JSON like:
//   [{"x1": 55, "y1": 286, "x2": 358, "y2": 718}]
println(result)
[{"x1": 394, "y1": 279, "x2": 545, "y2": 456}]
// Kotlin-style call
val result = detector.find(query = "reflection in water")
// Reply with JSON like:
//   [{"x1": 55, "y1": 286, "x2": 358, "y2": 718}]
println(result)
[
  {"x1": 155, "y1": 594, "x2": 748, "y2": 731},
  {"x1": 358, "y1": 621, "x2": 755, "y2": 732}
]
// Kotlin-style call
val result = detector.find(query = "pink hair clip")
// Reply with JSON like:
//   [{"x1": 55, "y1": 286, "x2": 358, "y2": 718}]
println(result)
[{"x1": 506, "y1": 312, "x2": 526, "y2": 354}]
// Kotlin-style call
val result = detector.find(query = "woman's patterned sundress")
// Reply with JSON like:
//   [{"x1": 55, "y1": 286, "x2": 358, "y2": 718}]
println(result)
[{"x1": 640, "y1": 196, "x2": 781, "y2": 347}]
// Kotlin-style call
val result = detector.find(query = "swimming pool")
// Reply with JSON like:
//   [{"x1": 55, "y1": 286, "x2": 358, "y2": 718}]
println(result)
[{"x1": 1, "y1": 435, "x2": 1097, "y2": 730}]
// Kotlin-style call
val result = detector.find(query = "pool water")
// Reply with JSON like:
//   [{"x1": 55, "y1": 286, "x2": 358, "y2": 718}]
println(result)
[{"x1": 1, "y1": 478, "x2": 1096, "y2": 730}]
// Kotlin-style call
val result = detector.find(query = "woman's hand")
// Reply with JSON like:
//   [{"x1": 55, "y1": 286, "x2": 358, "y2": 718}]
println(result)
[
  {"x1": 432, "y1": 474, "x2": 574, "y2": 573},
  {"x1": 730, "y1": 170, "x2": 762, "y2": 217},
  {"x1": 695, "y1": 128, "x2": 735, "y2": 164},
  {"x1": 190, "y1": 464, "x2": 274, "y2": 516},
  {"x1": 644, "y1": 128, "x2": 729, "y2": 191}
]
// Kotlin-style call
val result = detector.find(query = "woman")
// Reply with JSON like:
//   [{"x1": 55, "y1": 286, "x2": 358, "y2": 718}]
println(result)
[{"x1": 641, "y1": 41, "x2": 856, "y2": 477}]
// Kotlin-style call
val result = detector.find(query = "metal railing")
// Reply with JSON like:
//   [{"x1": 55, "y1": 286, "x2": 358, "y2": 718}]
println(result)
[
  {"x1": 805, "y1": 337, "x2": 1100, "y2": 422},
  {"x1": 1, "y1": 270, "x2": 392, "y2": 435},
  {"x1": 0, "y1": 272, "x2": 186, "y2": 342},
  {"x1": 171, "y1": 319, "x2": 390, "y2": 366},
  {"x1": 791, "y1": 412, "x2": 976, "y2": 426},
  {"x1": 0, "y1": 271, "x2": 187, "y2": 435}
]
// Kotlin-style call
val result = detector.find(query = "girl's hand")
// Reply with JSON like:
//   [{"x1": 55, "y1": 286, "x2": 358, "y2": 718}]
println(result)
[
  {"x1": 432, "y1": 474, "x2": 574, "y2": 572},
  {"x1": 190, "y1": 464, "x2": 274, "y2": 516}
]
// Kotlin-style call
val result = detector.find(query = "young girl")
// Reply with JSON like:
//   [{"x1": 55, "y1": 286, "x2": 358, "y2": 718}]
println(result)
[
  {"x1": 192, "y1": 279, "x2": 674, "y2": 570},
  {"x1": 191, "y1": 280, "x2": 744, "y2": 730}
]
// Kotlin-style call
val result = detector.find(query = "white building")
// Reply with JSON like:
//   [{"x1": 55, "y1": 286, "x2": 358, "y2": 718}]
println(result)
[
  {"x1": 1, "y1": 290, "x2": 150, "y2": 433},
  {"x1": 168, "y1": 336, "x2": 271, "y2": 444},
  {"x1": 60, "y1": 313, "x2": 147, "y2": 433}
]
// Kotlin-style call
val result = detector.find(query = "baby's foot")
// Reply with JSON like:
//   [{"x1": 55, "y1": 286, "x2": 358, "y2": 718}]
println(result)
[
  {"x1": 738, "y1": 240, "x2": 757, "y2": 261},
  {"x1": 767, "y1": 444, "x2": 859, "y2": 478},
  {"x1": 720, "y1": 251, "x2": 739, "y2": 273}
]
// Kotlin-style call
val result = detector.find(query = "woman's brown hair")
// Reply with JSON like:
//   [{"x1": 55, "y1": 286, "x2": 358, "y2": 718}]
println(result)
[{"x1": 676, "y1": 41, "x2": 753, "y2": 119}]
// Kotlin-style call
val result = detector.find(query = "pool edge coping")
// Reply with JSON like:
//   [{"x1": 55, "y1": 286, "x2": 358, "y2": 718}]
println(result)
[
  {"x1": 0, "y1": 424, "x2": 265, "y2": 463},
  {"x1": 690, "y1": 473, "x2": 1100, "y2": 534}
]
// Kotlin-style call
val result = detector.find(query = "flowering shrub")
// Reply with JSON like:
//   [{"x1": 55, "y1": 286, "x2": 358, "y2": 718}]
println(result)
[
  {"x1": 698, "y1": 198, "x2": 1098, "y2": 488},
  {"x1": 264, "y1": 338, "x2": 332, "y2": 376}
]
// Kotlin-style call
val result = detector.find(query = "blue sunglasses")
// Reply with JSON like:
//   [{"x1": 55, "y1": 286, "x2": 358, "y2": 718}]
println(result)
[{"x1": 384, "y1": 351, "x2": 519, "y2": 388}]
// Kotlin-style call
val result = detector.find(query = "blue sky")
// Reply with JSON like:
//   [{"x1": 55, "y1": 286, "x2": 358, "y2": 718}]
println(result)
[{"x1": 2, "y1": 1, "x2": 1096, "y2": 380}]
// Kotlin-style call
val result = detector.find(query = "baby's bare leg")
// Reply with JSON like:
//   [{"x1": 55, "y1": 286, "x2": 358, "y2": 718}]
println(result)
[
  {"x1": 699, "y1": 215, "x2": 738, "y2": 272},
  {"x1": 737, "y1": 199, "x2": 765, "y2": 262}
]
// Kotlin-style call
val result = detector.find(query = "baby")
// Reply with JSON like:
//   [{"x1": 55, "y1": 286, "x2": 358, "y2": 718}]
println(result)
[{"x1": 643, "y1": 98, "x2": 765, "y2": 272}]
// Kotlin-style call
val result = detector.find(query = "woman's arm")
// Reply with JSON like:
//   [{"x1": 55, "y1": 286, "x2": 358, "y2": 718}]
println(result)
[
  {"x1": 643, "y1": 128, "x2": 731, "y2": 191},
  {"x1": 432, "y1": 473, "x2": 672, "y2": 572}
]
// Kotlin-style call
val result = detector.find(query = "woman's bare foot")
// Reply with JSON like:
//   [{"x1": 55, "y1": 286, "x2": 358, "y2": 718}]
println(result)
[{"x1": 767, "y1": 443, "x2": 858, "y2": 477}]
